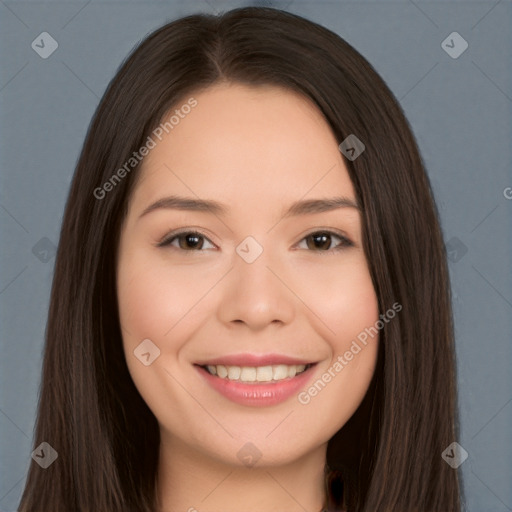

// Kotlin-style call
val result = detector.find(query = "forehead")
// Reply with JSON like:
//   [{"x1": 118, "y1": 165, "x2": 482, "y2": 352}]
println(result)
[{"x1": 129, "y1": 82, "x2": 355, "y2": 215}]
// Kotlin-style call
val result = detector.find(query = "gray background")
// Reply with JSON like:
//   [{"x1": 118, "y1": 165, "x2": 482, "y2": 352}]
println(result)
[{"x1": 1, "y1": 1, "x2": 511, "y2": 510}]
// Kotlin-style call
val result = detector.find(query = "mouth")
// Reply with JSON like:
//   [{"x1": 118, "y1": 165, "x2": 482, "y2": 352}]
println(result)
[
  {"x1": 194, "y1": 359, "x2": 318, "y2": 407},
  {"x1": 198, "y1": 362, "x2": 315, "y2": 384}
]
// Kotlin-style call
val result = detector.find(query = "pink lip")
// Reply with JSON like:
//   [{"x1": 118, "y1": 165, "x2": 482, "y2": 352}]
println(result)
[
  {"x1": 195, "y1": 363, "x2": 317, "y2": 407},
  {"x1": 196, "y1": 353, "x2": 314, "y2": 367}
]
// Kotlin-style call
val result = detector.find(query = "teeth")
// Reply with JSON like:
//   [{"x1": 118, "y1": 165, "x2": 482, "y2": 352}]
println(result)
[
  {"x1": 240, "y1": 367, "x2": 257, "y2": 382},
  {"x1": 205, "y1": 363, "x2": 309, "y2": 382},
  {"x1": 216, "y1": 365, "x2": 228, "y2": 378},
  {"x1": 256, "y1": 366, "x2": 273, "y2": 382},
  {"x1": 273, "y1": 364, "x2": 288, "y2": 380},
  {"x1": 227, "y1": 366, "x2": 241, "y2": 380}
]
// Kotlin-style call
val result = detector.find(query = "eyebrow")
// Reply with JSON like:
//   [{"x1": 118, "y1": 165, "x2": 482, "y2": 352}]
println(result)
[{"x1": 138, "y1": 194, "x2": 360, "y2": 219}]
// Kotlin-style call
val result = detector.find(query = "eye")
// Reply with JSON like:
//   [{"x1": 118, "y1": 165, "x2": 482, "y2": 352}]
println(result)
[
  {"x1": 296, "y1": 230, "x2": 353, "y2": 252},
  {"x1": 157, "y1": 230, "x2": 216, "y2": 251},
  {"x1": 157, "y1": 229, "x2": 353, "y2": 252}
]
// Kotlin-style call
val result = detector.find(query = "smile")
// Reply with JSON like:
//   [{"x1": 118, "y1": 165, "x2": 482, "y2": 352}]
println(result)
[
  {"x1": 195, "y1": 358, "x2": 318, "y2": 407},
  {"x1": 203, "y1": 363, "x2": 312, "y2": 383}
]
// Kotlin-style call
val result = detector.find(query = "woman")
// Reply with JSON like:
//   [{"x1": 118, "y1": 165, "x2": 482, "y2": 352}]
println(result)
[{"x1": 18, "y1": 6, "x2": 461, "y2": 511}]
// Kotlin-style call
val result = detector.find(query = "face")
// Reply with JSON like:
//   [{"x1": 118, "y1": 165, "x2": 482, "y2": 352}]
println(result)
[{"x1": 116, "y1": 82, "x2": 379, "y2": 468}]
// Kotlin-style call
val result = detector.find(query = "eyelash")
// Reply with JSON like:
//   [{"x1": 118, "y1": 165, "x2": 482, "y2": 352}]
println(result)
[{"x1": 157, "y1": 229, "x2": 354, "y2": 253}]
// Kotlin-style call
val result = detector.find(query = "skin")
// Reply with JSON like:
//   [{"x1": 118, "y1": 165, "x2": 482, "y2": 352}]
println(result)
[{"x1": 116, "y1": 82, "x2": 379, "y2": 512}]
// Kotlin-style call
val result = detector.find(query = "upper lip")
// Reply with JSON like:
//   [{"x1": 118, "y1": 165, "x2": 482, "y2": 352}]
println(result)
[{"x1": 195, "y1": 353, "x2": 315, "y2": 367}]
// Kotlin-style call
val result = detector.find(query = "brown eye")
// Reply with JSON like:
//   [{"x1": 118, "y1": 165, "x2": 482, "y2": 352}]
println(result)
[
  {"x1": 298, "y1": 231, "x2": 353, "y2": 252},
  {"x1": 306, "y1": 232, "x2": 331, "y2": 250},
  {"x1": 177, "y1": 233, "x2": 203, "y2": 250}
]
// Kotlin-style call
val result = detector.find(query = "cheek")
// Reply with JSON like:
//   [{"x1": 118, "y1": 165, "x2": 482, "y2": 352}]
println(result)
[
  {"x1": 327, "y1": 266, "x2": 379, "y2": 348},
  {"x1": 116, "y1": 250, "x2": 213, "y2": 434},
  {"x1": 292, "y1": 252, "x2": 379, "y2": 343},
  {"x1": 117, "y1": 251, "x2": 216, "y2": 343},
  {"x1": 291, "y1": 255, "x2": 379, "y2": 427},
  {"x1": 325, "y1": 257, "x2": 379, "y2": 375},
  {"x1": 116, "y1": 248, "x2": 227, "y2": 413}
]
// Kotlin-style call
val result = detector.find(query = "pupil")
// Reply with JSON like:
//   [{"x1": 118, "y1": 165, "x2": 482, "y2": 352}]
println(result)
[
  {"x1": 183, "y1": 234, "x2": 201, "y2": 249},
  {"x1": 310, "y1": 233, "x2": 330, "y2": 250}
]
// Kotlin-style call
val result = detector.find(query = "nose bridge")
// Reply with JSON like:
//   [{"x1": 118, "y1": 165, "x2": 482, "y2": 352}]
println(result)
[{"x1": 216, "y1": 234, "x2": 295, "y2": 329}]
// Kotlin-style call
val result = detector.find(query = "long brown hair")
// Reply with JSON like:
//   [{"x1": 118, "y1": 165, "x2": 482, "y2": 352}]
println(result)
[{"x1": 18, "y1": 7, "x2": 461, "y2": 511}]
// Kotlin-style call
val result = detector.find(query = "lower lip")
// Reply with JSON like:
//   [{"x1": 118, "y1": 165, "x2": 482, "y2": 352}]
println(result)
[{"x1": 195, "y1": 364, "x2": 317, "y2": 407}]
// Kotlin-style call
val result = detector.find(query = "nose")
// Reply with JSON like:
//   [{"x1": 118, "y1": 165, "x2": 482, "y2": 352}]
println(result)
[{"x1": 216, "y1": 240, "x2": 295, "y2": 331}]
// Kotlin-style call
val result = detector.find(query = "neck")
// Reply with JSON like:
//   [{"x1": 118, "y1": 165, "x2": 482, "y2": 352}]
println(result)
[{"x1": 155, "y1": 431, "x2": 328, "y2": 512}]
